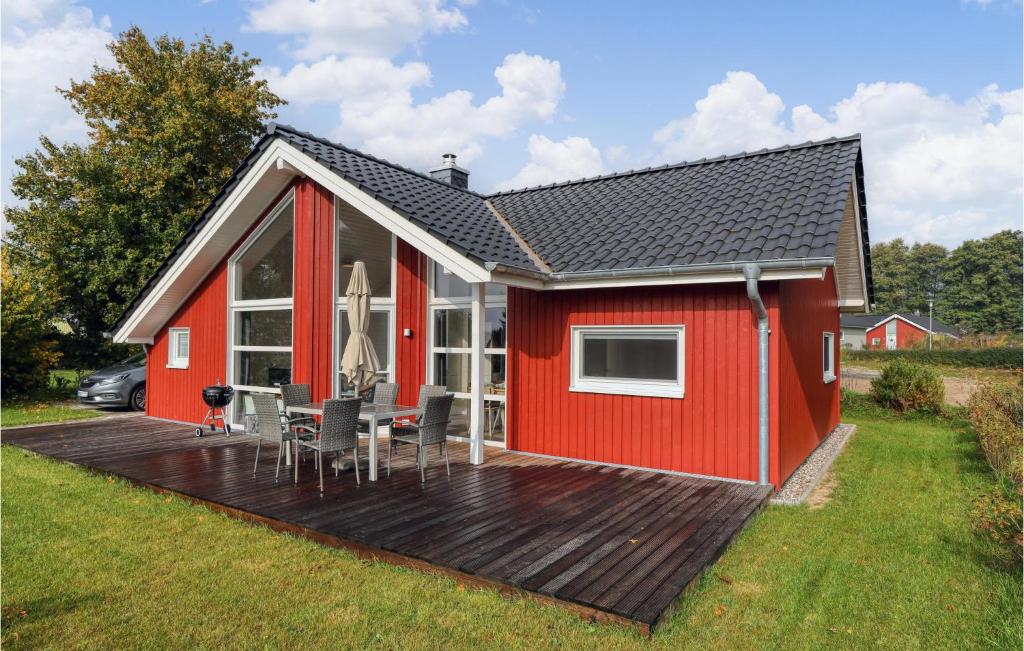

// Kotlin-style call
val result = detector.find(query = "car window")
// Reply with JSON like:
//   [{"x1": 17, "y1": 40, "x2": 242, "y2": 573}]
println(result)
[{"x1": 121, "y1": 351, "x2": 147, "y2": 368}]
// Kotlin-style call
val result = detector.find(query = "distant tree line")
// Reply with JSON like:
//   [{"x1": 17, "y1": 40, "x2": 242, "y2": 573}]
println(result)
[{"x1": 870, "y1": 230, "x2": 1023, "y2": 335}]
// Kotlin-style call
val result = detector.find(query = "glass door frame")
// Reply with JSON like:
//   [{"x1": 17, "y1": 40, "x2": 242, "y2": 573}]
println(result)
[{"x1": 426, "y1": 262, "x2": 508, "y2": 448}]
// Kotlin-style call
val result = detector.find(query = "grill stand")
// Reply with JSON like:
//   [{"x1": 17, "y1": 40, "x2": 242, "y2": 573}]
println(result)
[{"x1": 195, "y1": 406, "x2": 232, "y2": 438}]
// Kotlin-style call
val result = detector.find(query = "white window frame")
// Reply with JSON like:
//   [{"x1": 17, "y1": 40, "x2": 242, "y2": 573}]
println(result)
[
  {"x1": 333, "y1": 196, "x2": 397, "y2": 395},
  {"x1": 167, "y1": 327, "x2": 190, "y2": 369},
  {"x1": 570, "y1": 325, "x2": 686, "y2": 399},
  {"x1": 226, "y1": 191, "x2": 296, "y2": 419},
  {"x1": 427, "y1": 262, "x2": 508, "y2": 448},
  {"x1": 823, "y1": 331, "x2": 836, "y2": 383}
]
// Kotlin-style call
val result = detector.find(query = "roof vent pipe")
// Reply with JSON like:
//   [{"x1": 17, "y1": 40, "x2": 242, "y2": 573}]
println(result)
[{"x1": 743, "y1": 263, "x2": 771, "y2": 487}]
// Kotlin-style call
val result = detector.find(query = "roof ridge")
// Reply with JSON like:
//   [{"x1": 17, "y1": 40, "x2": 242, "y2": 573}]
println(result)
[
  {"x1": 267, "y1": 122, "x2": 487, "y2": 198},
  {"x1": 486, "y1": 133, "x2": 862, "y2": 197}
]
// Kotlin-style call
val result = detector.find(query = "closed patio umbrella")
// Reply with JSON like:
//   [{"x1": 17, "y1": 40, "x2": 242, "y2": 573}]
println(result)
[{"x1": 340, "y1": 261, "x2": 381, "y2": 392}]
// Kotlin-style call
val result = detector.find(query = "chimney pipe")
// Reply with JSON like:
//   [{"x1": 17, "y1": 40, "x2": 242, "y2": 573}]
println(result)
[{"x1": 429, "y1": 153, "x2": 469, "y2": 189}]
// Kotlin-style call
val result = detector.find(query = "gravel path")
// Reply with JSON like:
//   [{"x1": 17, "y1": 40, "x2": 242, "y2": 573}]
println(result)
[{"x1": 772, "y1": 423, "x2": 857, "y2": 505}]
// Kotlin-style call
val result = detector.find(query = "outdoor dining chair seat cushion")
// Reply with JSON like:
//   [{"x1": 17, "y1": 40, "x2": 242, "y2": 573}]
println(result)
[{"x1": 390, "y1": 432, "x2": 422, "y2": 446}]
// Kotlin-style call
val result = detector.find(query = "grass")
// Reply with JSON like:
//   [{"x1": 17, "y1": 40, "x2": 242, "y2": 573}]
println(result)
[
  {"x1": 2, "y1": 404, "x2": 1021, "y2": 649},
  {"x1": 1, "y1": 370, "x2": 105, "y2": 428}
]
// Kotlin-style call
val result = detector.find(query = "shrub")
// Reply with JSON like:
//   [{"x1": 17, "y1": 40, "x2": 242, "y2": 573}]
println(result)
[
  {"x1": 966, "y1": 379, "x2": 1023, "y2": 561},
  {"x1": 869, "y1": 359, "x2": 945, "y2": 412},
  {"x1": 967, "y1": 380, "x2": 1023, "y2": 488},
  {"x1": 843, "y1": 347, "x2": 1023, "y2": 369}
]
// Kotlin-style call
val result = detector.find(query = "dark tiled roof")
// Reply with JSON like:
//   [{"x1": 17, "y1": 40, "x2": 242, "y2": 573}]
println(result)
[
  {"x1": 840, "y1": 312, "x2": 958, "y2": 336},
  {"x1": 840, "y1": 314, "x2": 881, "y2": 329},
  {"x1": 114, "y1": 126, "x2": 872, "y2": 333},
  {"x1": 272, "y1": 124, "x2": 539, "y2": 272},
  {"x1": 487, "y1": 137, "x2": 863, "y2": 274}
]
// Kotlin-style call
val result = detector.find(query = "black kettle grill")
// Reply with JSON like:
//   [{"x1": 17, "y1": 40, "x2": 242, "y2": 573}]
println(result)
[{"x1": 196, "y1": 382, "x2": 234, "y2": 437}]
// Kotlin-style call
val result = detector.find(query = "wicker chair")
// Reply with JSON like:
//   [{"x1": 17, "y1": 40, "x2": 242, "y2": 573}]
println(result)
[
  {"x1": 296, "y1": 397, "x2": 363, "y2": 492},
  {"x1": 250, "y1": 392, "x2": 307, "y2": 480},
  {"x1": 389, "y1": 384, "x2": 446, "y2": 451},
  {"x1": 388, "y1": 393, "x2": 454, "y2": 482},
  {"x1": 358, "y1": 382, "x2": 400, "y2": 434},
  {"x1": 279, "y1": 384, "x2": 318, "y2": 437}
]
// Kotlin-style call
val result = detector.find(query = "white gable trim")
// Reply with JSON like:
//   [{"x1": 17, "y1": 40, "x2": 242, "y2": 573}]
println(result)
[
  {"x1": 871, "y1": 313, "x2": 956, "y2": 337},
  {"x1": 113, "y1": 139, "x2": 491, "y2": 343}
]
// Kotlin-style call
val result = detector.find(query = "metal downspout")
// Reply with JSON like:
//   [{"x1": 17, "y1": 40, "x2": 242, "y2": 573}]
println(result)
[{"x1": 743, "y1": 263, "x2": 771, "y2": 486}]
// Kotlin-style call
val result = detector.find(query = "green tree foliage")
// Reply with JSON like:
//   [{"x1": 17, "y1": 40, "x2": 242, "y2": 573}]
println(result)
[
  {"x1": 1, "y1": 247, "x2": 62, "y2": 400},
  {"x1": 938, "y1": 230, "x2": 1023, "y2": 334},
  {"x1": 869, "y1": 230, "x2": 1022, "y2": 334},
  {"x1": 4, "y1": 27, "x2": 283, "y2": 353}
]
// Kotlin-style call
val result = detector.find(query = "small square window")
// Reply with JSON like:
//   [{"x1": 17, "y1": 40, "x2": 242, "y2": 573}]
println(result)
[
  {"x1": 823, "y1": 332, "x2": 836, "y2": 383},
  {"x1": 168, "y1": 327, "x2": 190, "y2": 369}
]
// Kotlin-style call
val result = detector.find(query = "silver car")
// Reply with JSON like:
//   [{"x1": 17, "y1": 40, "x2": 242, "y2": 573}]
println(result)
[{"x1": 77, "y1": 352, "x2": 147, "y2": 411}]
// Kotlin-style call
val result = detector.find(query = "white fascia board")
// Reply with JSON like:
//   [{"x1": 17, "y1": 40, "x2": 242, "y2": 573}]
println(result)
[
  {"x1": 113, "y1": 148, "x2": 292, "y2": 343},
  {"x1": 273, "y1": 141, "x2": 490, "y2": 284},
  {"x1": 850, "y1": 179, "x2": 870, "y2": 307}
]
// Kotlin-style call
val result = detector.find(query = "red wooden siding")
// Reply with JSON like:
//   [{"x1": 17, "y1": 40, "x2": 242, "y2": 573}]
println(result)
[
  {"x1": 866, "y1": 318, "x2": 926, "y2": 350},
  {"x1": 146, "y1": 183, "x2": 298, "y2": 422},
  {"x1": 394, "y1": 239, "x2": 428, "y2": 407},
  {"x1": 507, "y1": 283, "x2": 780, "y2": 483},
  {"x1": 292, "y1": 179, "x2": 335, "y2": 402},
  {"x1": 776, "y1": 269, "x2": 841, "y2": 483}
]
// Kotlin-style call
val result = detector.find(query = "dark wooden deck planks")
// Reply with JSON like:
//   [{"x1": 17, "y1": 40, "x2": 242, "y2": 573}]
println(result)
[{"x1": 4, "y1": 416, "x2": 771, "y2": 632}]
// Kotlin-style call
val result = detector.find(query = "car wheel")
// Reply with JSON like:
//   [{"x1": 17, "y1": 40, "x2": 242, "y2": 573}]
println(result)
[{"x1": 130, "y1": 384, "x2": 146, "y2": 411}]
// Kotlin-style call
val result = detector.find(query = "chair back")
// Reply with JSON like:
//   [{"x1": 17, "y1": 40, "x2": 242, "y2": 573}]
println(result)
[
  {"x1": 417, "y1": 394, "x2": 454, "y2": 446},
  {"x1": 319, "y1": 397, "x2": 362, "y2": 453},
  {"x1": 416, "y1": 384, "x2": 447, "y2": 410},
  {"x1": 372, "y1": 382, "x2": 399, "y2": 407},
  {"x1": 251, "y1": 392, "x2": 285, "y2": 442},
  {"x1": 280, "y1": 383, "x2": 312, "y2": 409}
]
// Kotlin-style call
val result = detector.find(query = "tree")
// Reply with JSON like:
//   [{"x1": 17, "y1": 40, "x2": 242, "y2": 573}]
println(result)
[
  {"x1": 4, "y1": 27, "x2": 283, "y2": 357},
  {"x1": 906, "y1": 242, "x2": 948, "y2": 315},
  {"x1": 939, "y1": 230, "x2": 1023, "y2": 334},
  {"x1": 870, "y1": 239, "x2": 912, "y2": 313},
  {"x1": 1, "y1": 246, "x2": 62, "y2": 399}
]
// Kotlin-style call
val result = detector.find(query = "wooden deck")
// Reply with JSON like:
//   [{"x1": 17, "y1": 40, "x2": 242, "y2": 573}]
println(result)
[{"x1": 5, "y1": 416, "x2": 771, "y2": 634}]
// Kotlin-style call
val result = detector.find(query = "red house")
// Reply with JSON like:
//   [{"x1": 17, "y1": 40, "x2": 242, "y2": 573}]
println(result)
[
  {"x1": 112, "y1": 125, "x2": 874, "y2": 489},
  {"x1": 846, "y1": 313, "x2": 959, "y2": 350}
]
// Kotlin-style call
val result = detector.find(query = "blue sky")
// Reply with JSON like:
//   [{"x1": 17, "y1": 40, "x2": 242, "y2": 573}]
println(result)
[{"x1": 3, "y1": 0, "x2": 1022, "y2": 246}]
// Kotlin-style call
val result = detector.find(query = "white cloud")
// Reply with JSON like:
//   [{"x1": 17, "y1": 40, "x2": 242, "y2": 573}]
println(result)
[
  {"x1": 262, "y1": 51, "x2": 565, "y2": 169},
  {"x1": 244, "y1": 0, "x2": 468, "y2": 60},
  {"x1": 1, "y1": 0, "x2": 114, "y2": 213},
  {"x1": 652, "y1": 71, "x2": 1023, "y2": 246},
  {"x1": 494, "y1": 135, "x2": 605, "y2": 191}
]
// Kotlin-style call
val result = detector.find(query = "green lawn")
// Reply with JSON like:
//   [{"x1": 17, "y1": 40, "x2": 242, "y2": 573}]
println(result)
[
  {"x1": 2, "y1": 403, "x2": 1020, "y2": 649},
  {"x1": 1, "y1": 370, "x2": 104, "y2": 428}
]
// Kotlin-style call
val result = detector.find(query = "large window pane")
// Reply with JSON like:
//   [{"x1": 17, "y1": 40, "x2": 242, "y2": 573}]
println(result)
[
  {"x1": 581, "y1": 335, "x2": 677, "y2": 381},
  {"x1": 337, "y1": 201, "x2": 392, "y2": 298},
  {"x1": 433, "y1": 352, "x2": 469, "y2": 393},
  {"x1": 433, "y1": 263, "x2": 471, "y2": 299},
  {"x1": 433, "y1": 352, "x2": 505, "y2": 394},
  {"x1": 440, "y1": 398, "x2": 505, "y2": 442},
  {"x1": 235, "y1": 351, "x2": 292, "y2": 387},
  {"x1": 433, "y1": 307, "x2": 505, "y2": 348},
  {"x1": 235, "y1": 310, "x2": 292, "y2": 347},
  {"x1": 433, "y1": 309, "x2": 471, "y2": 348},
  {"x1": 235, "y1": 199, "x2": 293, "y2": 300},
  {"x1": 485, "y1": 308, "x2": 506, "y2": 348},
  {"x1": 234, "y1": 390, "x2": 283, "y2": 423}
]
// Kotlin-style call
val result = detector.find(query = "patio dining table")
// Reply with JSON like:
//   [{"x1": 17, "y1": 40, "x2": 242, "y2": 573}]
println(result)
[{"x1": 285, "y1": 401, "x2": 421, "y2": 481}]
